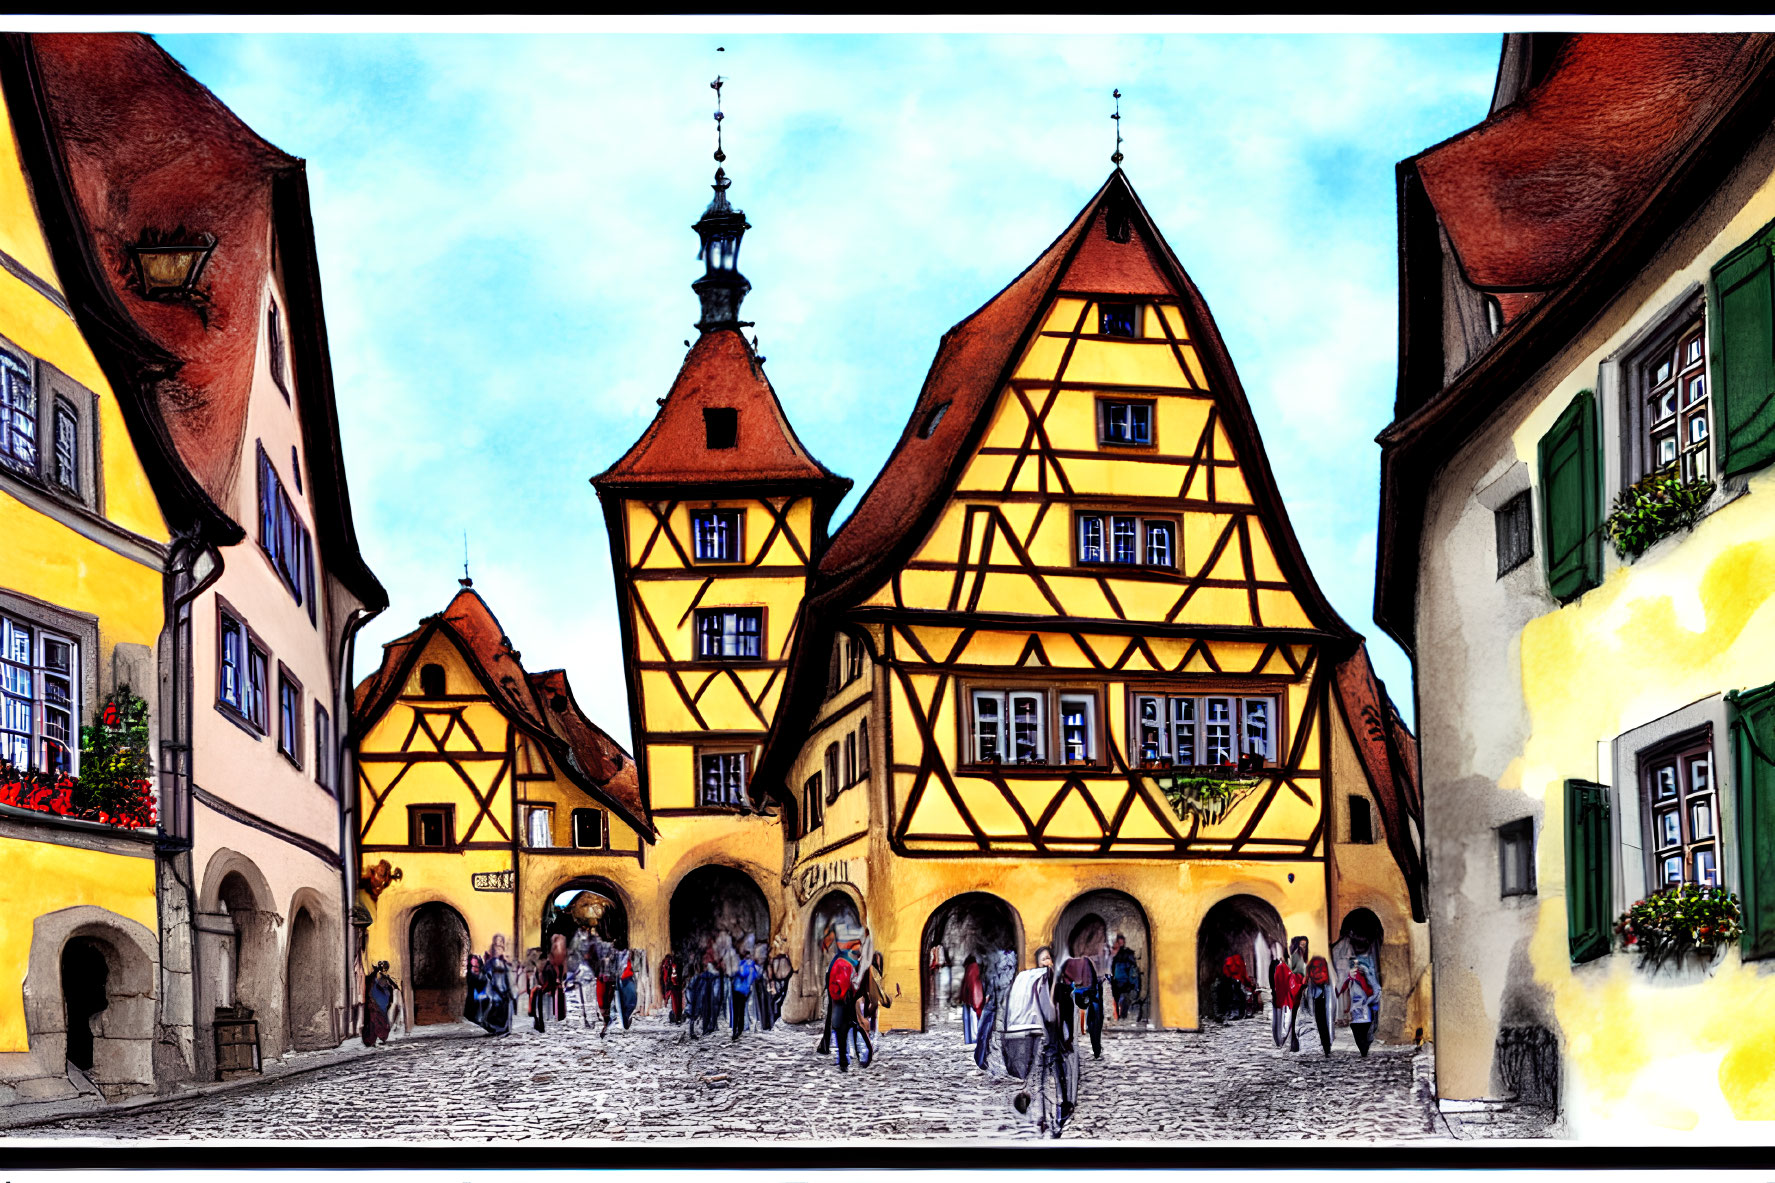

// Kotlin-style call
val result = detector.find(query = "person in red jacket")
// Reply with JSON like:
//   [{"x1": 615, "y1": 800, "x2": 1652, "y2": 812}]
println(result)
[
  {"x1": 660, "y1": 952, "x2": 684, "y2": 1024},
  {"x1": 960, "y1": 954, "x2": 986, "y2": 1047}
]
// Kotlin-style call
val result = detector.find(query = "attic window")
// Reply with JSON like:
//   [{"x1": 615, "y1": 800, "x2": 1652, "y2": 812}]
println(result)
[
  {"x1": 704, "y1": 407, "x2": 738, "y2": 450},
  {"x1": 419, "y1": 663, "x2": 445, "y2": 698},
  {"x1": 1099, "y1": 303, "x2": 1138, "y2": 338},
  {"x1": 918, "y1": 402, "x2": 951, "y2": 439}
]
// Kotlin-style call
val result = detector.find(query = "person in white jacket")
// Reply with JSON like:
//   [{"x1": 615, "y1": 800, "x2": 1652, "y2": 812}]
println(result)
[{"x1": 1004, "y1": 946, "x2": 1054, "y2": 1114}]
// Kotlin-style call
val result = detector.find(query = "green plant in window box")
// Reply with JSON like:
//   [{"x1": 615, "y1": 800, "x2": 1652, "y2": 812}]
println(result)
[
  {"x1": 1613, "y1": 884, "x2": 1743, "y2": 969},
  {"x1": 1149, "y1": 767, "x2": 1259, "y2": 825},
  {"x1": 1604, "y1": 471, "x2": 1715, "y2": 561}
]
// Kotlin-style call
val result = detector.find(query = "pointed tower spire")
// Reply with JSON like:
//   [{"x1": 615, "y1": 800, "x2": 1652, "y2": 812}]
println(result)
[{"x1": 692, "y1": 75, "x2": 752, "y2": 333}]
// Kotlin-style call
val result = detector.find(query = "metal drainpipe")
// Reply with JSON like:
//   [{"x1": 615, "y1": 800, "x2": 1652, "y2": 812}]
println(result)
[{"x1": 335, "y1": 604, "x2": 375, "y2": 1041}]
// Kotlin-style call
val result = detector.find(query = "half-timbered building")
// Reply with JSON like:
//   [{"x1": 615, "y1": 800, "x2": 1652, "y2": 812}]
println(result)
[
  {"x1": 352, "y1": 583, "x2": 652, "y2": 1025},
  {"x1": 754, "y1": 169, "x2": 1429, "y2": 1036},
  {"x1": 592, "y1": 161, "x2": 849, "y2": 978}
]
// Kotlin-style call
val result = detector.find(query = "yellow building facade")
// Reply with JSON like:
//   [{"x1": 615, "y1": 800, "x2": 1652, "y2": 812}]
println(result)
[
  {"x1": 352, "y1": 586, "x2": 653, "y2": 1024},
  {"x1": 754, "y1": 172, "x2": 1430, "y2": 1038}
]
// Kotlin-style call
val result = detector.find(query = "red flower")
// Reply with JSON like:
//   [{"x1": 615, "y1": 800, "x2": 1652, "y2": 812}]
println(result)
[{"x1": 103, "y1": 703, "x2": 118, "y2": 726}]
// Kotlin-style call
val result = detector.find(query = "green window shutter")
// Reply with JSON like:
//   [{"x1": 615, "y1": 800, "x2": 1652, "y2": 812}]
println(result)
[
  {"x1": 1565, "y1": 778, "x2": 1612, "y2": 964},
  {"x1": 1712, "y1": 232, "x2": 1775, "y2": 477},
  {"x1": 1730, "y1": 680, "x2": 1775, "y2": 959},
  {"x1": 1538, "y1": 390, "x2": 1602, "y2": 603}
]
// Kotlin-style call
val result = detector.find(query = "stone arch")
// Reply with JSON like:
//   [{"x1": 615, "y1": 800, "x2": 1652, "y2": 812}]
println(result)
[
  {"x1": 285, "y1": 887, "x2": 338, "y2": 1052},
  {"x1": 408, "y1": 901, "x2": 470, "y2": 1026},
  {"x1": 668, "y1": 864, "x2": 772, "y2": 970},
  {"x1": 919, "y1": 892, "x2": 1023, "y2": 1030},
  {"x1": 1196, "y1": 893, "x2": 1286, "y2": 1025},
  {"x1": 806, "y1": 888, "x2": 864, "y2": 980},
  {"x1": 198, "y1": 849, "x2": 284, "y2": 1061},
  {"x1": 1052, "y1": 888, "x2": 1153, "y2": 1027},
  {"x1": 23, "y1": 906, "x2": 157, "y2": 1099},
  {"x1": 539, "y1": 874, "x2": 633, "y2": 954}
]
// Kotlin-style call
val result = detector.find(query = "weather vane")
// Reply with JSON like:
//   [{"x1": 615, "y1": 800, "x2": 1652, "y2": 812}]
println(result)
[
  {"x1": 461, "y1": 530, "x2": 472, "y2": 588},
  {"x1": 1111, "y1": 88, "x2": 1124, "y2": 168},
  {"x1": 711, "y1": 75, "x2": 726, "y2": 169}
]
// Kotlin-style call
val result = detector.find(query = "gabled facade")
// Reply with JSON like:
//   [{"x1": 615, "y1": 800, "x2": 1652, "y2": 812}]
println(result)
[
  {"x1": 754, "y1": 170, "x2": 1429, "y2": 1035},
  {"x1": 353, "y1": 585, "x2": 652, "y2": 1024},
  {"x1": 592, "y1": 164, "x2": 849, "y2": 983},
  {"x1": 1378, "y1": 33, "x2": 1775, "y2": 1130},
  {"x1": 0, "y1": 32, "x2": 387, "y2": 1094}
]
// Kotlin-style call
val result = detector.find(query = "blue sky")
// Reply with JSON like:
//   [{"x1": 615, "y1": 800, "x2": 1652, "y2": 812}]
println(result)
[{"x1": 156, "y1": 33, "x2": 1500, "y2": 737}]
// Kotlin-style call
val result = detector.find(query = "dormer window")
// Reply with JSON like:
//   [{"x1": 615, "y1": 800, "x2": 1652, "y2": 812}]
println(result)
[
  {"x1": 1099, "y1": 302, "x2": 1138, "y2": 338},
  {"x1": 704, "y1": 407, "x2": 738, "y2": 449}
]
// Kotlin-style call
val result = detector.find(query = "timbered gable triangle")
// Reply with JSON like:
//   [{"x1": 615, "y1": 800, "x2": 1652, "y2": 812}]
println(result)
[{"x1": 1039, "y1": 782, "x2": 1107, "y2": 840}]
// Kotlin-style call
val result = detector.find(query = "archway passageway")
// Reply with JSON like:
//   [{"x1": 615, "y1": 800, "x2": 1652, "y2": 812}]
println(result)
[
  {"x1": 409, "y1": 902, "x2": 470, "y2": 1026},
  {"x1": 541, "y1": 880, "x2": 630, "y2": 956},
  {"x1": 1196, "y1": 894, "x2": 1286, "y2": 1025},
  {"x1": 1054, "y1": 889, "x2": 1152, "y2": 1026},
  {"x1": 669, "y1": 866, "x2": 770, "y2": 971},
  {"x1": 285, "y1": 908, "x2": 334, "y2": 1051},
  {"x1": 920, "y1": 893, "x2": 1022, "y2": 1028},
  {"x1": 807, "y1": 890, "x2": 863, "y2": 977},
  {"x1": 61, "y1": 937, "x2": 110, "y2": 1072}
]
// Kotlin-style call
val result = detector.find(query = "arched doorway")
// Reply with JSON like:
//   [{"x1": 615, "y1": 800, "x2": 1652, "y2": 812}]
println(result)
[
  {"x1": 1333, "y1": 905, "x2": 1385, "y2": 994},
  {"x1": 409, "y1": 902, "x2": 469, "y2": 1026},
  {"x1": 541, "y1": 879, "x2": 630, "y2": 955},
  {"x1": 807, "y1": 890, "x2": 863, "y2": 978},
  {"x1": 920, "y1": 893, "x2": 1022, "y2": 1029},
  {"x1": 61, "y1": 937, "x2": 110, "y2": 1072},
  {"x1": 285, "y1": 907, "x2": 333, "y2": 1051},
  {"x1": 1054, "y1": 889, "x2": 1152, "y2": 1027},
  {"x1": 1196, "y1": 894, "x2": 1285, "y2": 1025},
  {"x1": 669, "y1": 865, "x2": 770, "y2": 969}
]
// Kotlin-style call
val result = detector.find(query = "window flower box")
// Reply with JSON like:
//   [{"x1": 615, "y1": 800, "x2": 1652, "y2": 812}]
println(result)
[
  {"x1": 0, "y1": 688, "x2": 157, "y2": 831},
  {"x1": 1604, "y1": 471, "x2": 1715, "y2": 561},
  {"x1": 1147, "y1": 767, "x2": 1260, "y2": 825},
  {"x1": 1614, "y1": 885, "x2": 1743, "y2": 969}
]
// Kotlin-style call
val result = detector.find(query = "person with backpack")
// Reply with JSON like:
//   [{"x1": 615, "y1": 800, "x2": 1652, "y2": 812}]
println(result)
[
  {"x1": 1109, "y1": 935, "x2": 1140, "y2": 1021},
  {"x1": 1004, "y1": 946, "x2": 1054, "y2": 1115},
  {"x1": 820, "y1": 950, "x2": 860, "y2": 1071},
  {"x1": 1059, "y1": 951, "x2": 1104, "y2": 1059},
  {"x1": 1339, "y1": 962, "x2": 1379, "y2": 1058}
]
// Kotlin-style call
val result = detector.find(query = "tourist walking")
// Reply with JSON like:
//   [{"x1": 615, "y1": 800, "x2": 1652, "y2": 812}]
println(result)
[
  {"x1": 1005, "y1": 946, "x2": 1054, "y2": 1115},
  {"x1": 531, "y1": 934, "x2": 568, "y2": 1032},
  {"x1": 731, "y1": 946, "x2": 763, "y2": 1040},
  {"x1": 660, "y1": 951, "x2": 684, "y2": 1024},
  {"x1": 362, "y1": 961, "x2": 398, "y2": 1047},
  {"x1": 1302, "y1": 956, "x2": 1335, "y2": 1055},
  {"x1": 823, "y1": 950, "x2": 861, "y2": 1072},
  {"x1": 1109, "y1": 935, "x2": 1140, "y2": 1021},
  {"x1": 854, "y1": 951, "x2": 892, "y2": 1064},
  {"x1": 960, "y1": 954, "x2": 986, "y2": 1046},
  {"x1": 1340, "y1": 962, "x2": 1380, "y2": 1058},
  {"x1": 474, "y1": 935, "x2": 515, "y2": 1036},
  {"x1": 1059, "y1": 951, "x2": 1104, "y2": 1059}
]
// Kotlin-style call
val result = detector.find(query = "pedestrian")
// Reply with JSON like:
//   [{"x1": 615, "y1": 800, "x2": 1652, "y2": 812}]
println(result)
[
  {"x1": 697, "y1": 944, "x2": 723, "y2": 1037},
  {"x1": 1042, "y1": 955, "x2": 1084, "y2": 1136},
  {"x1": 1340, "y1": 962, "x2": 1379, "y2": 1058},
  {"x1": 531, "y1": 937, "x2": 566, "y2": 1032},
  {"x1": 1109, "y1": 935, "x2": 1140, "y2": 1021},
  {"x1": 1059, "y1": 950, "x2": 1104, "y2": 1059},
  {"x1": 730, "y1": 944, "x2": 763, "y2": 1040},
  {"x1": 854, "y1": 951, "x2": 893, "y2": 1064},
  {"x1": 362, "y1": 960, "x2": 397, "y2": 1047},
  {"x1": 478, "y1": 934, "x2": 515, "y2": 1036},
  {"x1": 823, "y1": 948, "x2": 861, "y2": 1072},
  {"x1": 1271, "y1": 951, "x2": 1303, "y2": 1050},
  {"x1": 463, "y1": 953, "x2": 489, "y2": 1028},
  {"x1": 960, "y1": 954, "x2": 986, "y2": 1046},
  {"x1": 1005, "y1": 946, "x2": 1054, "y2": 1115},
  {"x1": 928, "y1": 943, "x2": 951, "y2": 1020},
  {"x1": 1302, "y1": 956, "x2": 1335, "y2": 1056},
  {"x1": 768, "y1": 935, "x2": 794, "y2": 1027},
  {"x1": 748, "y1": 946, "x2": 775, "y2": 1031},
  {"x1": 972, "y1": 977, "x2": 999, "y2": 1072},
  {"x1": 660, "y1": 951, "x2": 685, "y2": 1024}
]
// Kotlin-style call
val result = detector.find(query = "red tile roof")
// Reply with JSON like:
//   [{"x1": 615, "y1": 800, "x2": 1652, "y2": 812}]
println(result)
[
  {"x1": 594, "y1": 328, "x2": 847, "y2": 491},
  {"x1": 354, "y1": 586, "x2": 653, "y2": 839},
  {"x1": 1417, "y1": 34, "x2": 1757, "y2": 303}
]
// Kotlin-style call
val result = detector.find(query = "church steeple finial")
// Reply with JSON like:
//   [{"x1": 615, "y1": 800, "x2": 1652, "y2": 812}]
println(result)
[
  {"x1": 1111, "y1": 88, "x2": 1124, "y2": 169},
  {"x1": 692, "y1": 73, "x2": 752, "y2": 334}
]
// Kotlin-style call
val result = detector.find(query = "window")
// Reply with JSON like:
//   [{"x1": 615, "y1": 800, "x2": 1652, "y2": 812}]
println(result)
[
  {"x1": 691, "y1": 509, "x2": 742, "y2": 562},
  {"x1": 290, "y1": 445, "x2": 302, "y2": 494},
  {"x1": 858, "y1": 718, "x2": 870, "y2": 776},
  {"x1": 572, "y1": 807, "x2": 607, "y2": 850},
  {"x1": 1059, "y1": 694, "x2": 1096, "y2": 764},
  {"x1": 526, "y1": 806, "x2": 553, "y2": 848},
  {"x1": 704, "y1": 407, "x2": 738, "y2": 449},
  {"x1": 1348, "y1": 795, "x2": 1374, "y2": 845},
  {"x1": 52, "y1": 399, "x2": 78, "y2": 494},
  {"x1": 1075, "y1": 512, "x2": 1180, "y2": 569},
  {"x1": 803, "y1": 773, "x2": 823, "y2": 833},
  {"x1": 1495, "y1": 490, "x2": 1533, "y2": 577},
  {"x1": 1099, "y1": 302, "x2": 1138, "y2": 337},
  {"x1": 411, "y1": 806, "x2": 453, "y2": 850},
  {"x1": 314, "y1": 704, "x2": 332, "y2": 792},
  {"x1": 217, "y1": 607, "x2": 268, "y2": 733},
  {"x1": 246, "y1": 643, "x2": 268, "y2": 732},
  {"x1": 219, "y1": 613, "x2": 244, "y2": 713},
  {"x1": 0, "y1": 614, "x2": 77, "y2": 774},
  {"x1": 696, "y1": 608, "x2": 762, "y2": 660},
  {"x1": 699, "y1": 751, "x2": 748, "y2": 808},
  {"x1": 0, "y1": 347, "x2": 35, "y2": 471},
  {"x1": 845, "y1": 635, "x2": 864, "y2": 684},
  {"x1": 1131, "y1": 693, "x2": 1279, "y2": 768},
  {"x1": 1633, "y1": 317, "x2": 1709, "y2": 483},
  {"x1": 419, "y1": 663, "x2": 446, "y2": 698},
  {"x1": 825, "y1": 742, "x2": 841, "y2": 803},
  {"x1": 969, "y1": 689, "x2": 1101, "y2": 767},
  {"x1": 268, "y1": 299, "x2": 288, "y2": 395},
  {"x1": 257, "y1": 444, "x2": 314, "y2": 608},
  {"x1": 1639, "y1": 732, "x2": 1719, "y2": 889},
  {"x1": 844, "y1": 731, "x2": 857, "y2": 786},
  {"x1": 1098, "y1": 399, "x2": 1154, "y2": 447},
  {"x1": 1499, "y1": 816, "x2": 1535, "y2": 897},
  {"x1": 277, "y1": 665, "x2": 302, "y2": 766}
]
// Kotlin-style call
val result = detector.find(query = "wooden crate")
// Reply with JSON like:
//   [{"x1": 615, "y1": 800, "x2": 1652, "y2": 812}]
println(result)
[{"x1": 214, "y1": 1015, "x2": 261, "y2": 1080}]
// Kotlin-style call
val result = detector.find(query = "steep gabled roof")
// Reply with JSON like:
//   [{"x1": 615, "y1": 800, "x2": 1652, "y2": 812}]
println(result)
[
  {"x1": 26, "y1": 33, "x2": 384, "y2": 609},
  {"x1": 755, "y1": 170, "x2": 1361, "y2": 814},
  {"x1": 593, "y1": 327, "x2": 849, "y2": 495},
  {"x1": 1332, "y1": 645, "x2": 1426, "y2": 922},
  {"x1": 353, "y1": 585, "x2": 653, "y2": 840}
]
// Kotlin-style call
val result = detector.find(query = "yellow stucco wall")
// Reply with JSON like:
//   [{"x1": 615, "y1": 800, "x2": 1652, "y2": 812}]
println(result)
[{"x1": 0, "y1": 836, "x2": 156, "y2": 1051}]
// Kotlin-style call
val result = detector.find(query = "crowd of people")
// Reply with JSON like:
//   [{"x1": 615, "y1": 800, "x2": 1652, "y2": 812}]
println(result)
[
  {"x1": 1250, "y1": 932, "x2": 1383, "y2": 1058},
  {"x1": 659, "y1": 929, "x2": 794, "y2": 1042}
]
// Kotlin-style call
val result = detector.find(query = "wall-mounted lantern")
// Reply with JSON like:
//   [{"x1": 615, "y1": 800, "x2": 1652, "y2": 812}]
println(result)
[{"x1": 129, "y1": 231, "x2": 215, "y2": 300}]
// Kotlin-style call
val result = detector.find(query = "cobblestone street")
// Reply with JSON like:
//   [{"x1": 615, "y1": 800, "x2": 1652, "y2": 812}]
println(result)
[{"x1": 8, "y1": 1008, "x2": 1549, "y2": 1144}]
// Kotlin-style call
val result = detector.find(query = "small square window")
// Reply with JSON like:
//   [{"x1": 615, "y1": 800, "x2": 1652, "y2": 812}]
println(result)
[
  {"x1": 1099, "y1": 303, "x2": 1138, "y2": 338},
  {"x1": 572, "y1": 807, "x2": 607, "y2": 850},
  {"x1": 526, "y1": 806, "x2": 553, "y2": 848},
  {"x1": 691, "y1": 510, "x2": 742, "y2": 562},
  {"x1": 1099, "y1": 400, "x2": 1153, "y2": 447},
  {"x1": 1495, "y1": 490, "x2": 1533, "y2": 576},
  {"x1": 696, "y1": 608, "x2": 762, "y2": 660},
  {"x1": 700, "y1": 752, "x2": 748, "y2": 808},
  {"x1": 1349, "y1": 795, "x2": 1374, "y2": 845},
  {"x1": 1499, "y1": 817, "x2": 1536, "y2": 897},
  {"x1": 704, "y1": 407, "x2": 738, "y2": 450},
  {"x1": 413, "y1": 807, "x2": 452, "y2": 849}
]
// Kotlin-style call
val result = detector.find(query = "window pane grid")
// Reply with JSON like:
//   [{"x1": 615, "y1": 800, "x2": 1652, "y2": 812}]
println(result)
[
  {"x1": 692, "y1": 511, "x2": 740, "y2": 562},
  {"x1": 0, "y1": 615, "x2": 79, "y2": 775},
  {"x1": 700, "y1": 752, "x2": 748, "y2": 807},
  {"x1": 53, "y1": 402, "x2": 78, "y2": 492},
  {"x1": 0, "y1": 350, "x2": 36, "y2": 469},
  {"x1": 1641, "y1": 740, "x2": 1718, "y2": 889},
  {"x1": 1077, "y1": 513, "x2": 1180, "y2": 568}
]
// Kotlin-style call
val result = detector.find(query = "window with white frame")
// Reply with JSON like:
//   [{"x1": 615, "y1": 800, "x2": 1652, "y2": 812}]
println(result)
[
  {"x1": 695, "y1": 608, "x2": 762, "y2": 660},
  {"x1": 691, "y1": 509, "x2": 742, "y2": 562},
  {"x1": 527, "y1": 805, "x2": 554, "y2": 848},
  {"x1": 969, "y1": 688, "x2": 1100, "y2": 766},
  {"x1": 700, "y1": 751, "x2": 748, "y2": 808},
  {"x1": 1076, "y1": 512, "x2": 1179, "y2": 569},
  {"x1": 0, "y1": 613, "x2": 77, "y2": 774},
  {"x1": 1098, "y1": 399, "x2": 1154, "y2": 447},
  {"x1": 1131, "y1": 692, "x2": 1278, "y2": 768},
  {"x1": 572, "y1": 807, "x2": 606, "y2": 850},
  {"x1": 1058, "y1": 694, "x2": 1096, "y2": 764}
]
